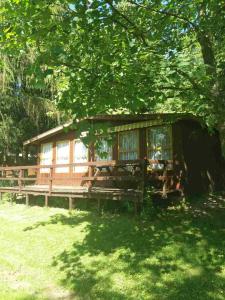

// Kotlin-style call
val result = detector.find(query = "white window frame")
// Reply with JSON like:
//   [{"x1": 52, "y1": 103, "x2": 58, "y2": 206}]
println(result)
[
  {"x1": 40, "y1": 142, "x2": 53, "y2": 174},
  {"x1": 55, "y1": 140, "x2": 70, "y2": 173},
  {"x1": 73, "y1": 139, "x2": 88, "y2": 173}
]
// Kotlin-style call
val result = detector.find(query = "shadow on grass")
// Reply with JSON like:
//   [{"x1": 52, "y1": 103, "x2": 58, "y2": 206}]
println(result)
[
  {"x1": 14, "y1": 194, "x2": 70, "y2": 209},
  {"x1": 25, "y1": 193, "x2": 225, "y2": 299},
  {"x1": 23, "y1": 212, "x2": 89, "y2": 231},
  {"x1": 14, "y1": 193, "x2": 131, "y2": 214}
]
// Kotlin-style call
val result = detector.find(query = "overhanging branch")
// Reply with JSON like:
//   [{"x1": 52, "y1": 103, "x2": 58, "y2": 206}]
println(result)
[{"x1": 127, "y1": 0, "x2": 198, "y2": 31}]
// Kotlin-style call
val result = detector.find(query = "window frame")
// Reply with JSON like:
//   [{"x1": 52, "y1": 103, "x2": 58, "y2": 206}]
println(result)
[
  {"x1": 40, "y1": 142, "x2": 53, "y2": 174},
  {"x1": 146, "y1": 125, "x2": 173, "y2": 164},
  {"x1": 118, "y1": 129, "x2": 140, "y2": 161},
  {"x1": 73, "y1": 139, "x2": 89, "y2": 173},
  {"x1": 95, "y1": 138, "x2": 113, "y2": 162},
  {"x1": 55, "y1": 140, "x2": 70, "y2": 173}
]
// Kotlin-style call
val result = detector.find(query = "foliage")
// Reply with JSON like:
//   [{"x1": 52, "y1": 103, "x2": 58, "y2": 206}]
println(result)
[
  {"x1": 0, "y1": 194, "x2": 224, "y2": 299},
  {"x1": 0, "y1": 49, "x2": 61, "y2": 163},
  {"x1": 0, "y1": 0, "x2": 225, "y2": 160},
  {"x1": 1, "y1": 1, "x2": 225, "y2": 129}
]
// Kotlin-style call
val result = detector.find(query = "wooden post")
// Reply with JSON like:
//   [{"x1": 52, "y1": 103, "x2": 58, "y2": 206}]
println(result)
[
  {"x1": 88, "y1": 143, "x2": 94, "y2": 190},
  {"x1": 49, "y1": 167, "x2": 53, "y2": 195},
  {"x1": 88, "y1": 165, "x2": 93, "y2": 190},
  {"x1": 45, "y1": 195, "x2": 48, "y2": 207},
  {"x1": 134, "y1": 199, "x2": 138, "y2": 216},
  {"x1": 137, "y1": 159, "x2": 147, "y2": 212},
  {"x1": 162, "y1": 162, "x2": 168, "y2": 199},
  {"x1": 97, "y1": 198, "x2": 101, "y2": 213},
  {"x1": 10, "y1": 193, "x2": 13, "y2": 205},
  {"x1": 26, "y1": 194, "x2": 29, "y2": 206},
  {"x1": 18, "y1": 169, "x2": 23, "y2": 193},
  {"x1": 69, "y1": 197, "x2": 74, "y2": 211}
]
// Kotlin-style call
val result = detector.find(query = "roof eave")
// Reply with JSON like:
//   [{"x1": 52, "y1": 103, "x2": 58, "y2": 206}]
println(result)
[{"x1": 23, "y1": 122, "x2": 72, "y2": 146}]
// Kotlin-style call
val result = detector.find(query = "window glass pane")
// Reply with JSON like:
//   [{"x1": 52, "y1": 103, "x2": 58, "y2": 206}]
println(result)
[
  {"x1": 148, "y1": 127, "x2": 170, "y2": 151},
  {"x1": 56, "y1": 141, "x2": 69, "y2": 173},
  {"x1": 119, "y1": 131, "x2": 138, "y2": 160},
  {"x1": 147, "y1": 126, "x2": 172, "y2": 168},
  {"x1": 95, "y1": 139, "x2": 112, "y2": 161},
  {"x1": 40, "y1": 143, "x2": 52, "y2": 173},
  {"x1": 74, "y1": 140, "x2": 88, "y2": 173}
]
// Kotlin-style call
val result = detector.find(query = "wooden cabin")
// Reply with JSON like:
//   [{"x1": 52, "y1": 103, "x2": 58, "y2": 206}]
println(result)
[{"x1": 0, "y1": 113, "x2": 223, "y2": 210}]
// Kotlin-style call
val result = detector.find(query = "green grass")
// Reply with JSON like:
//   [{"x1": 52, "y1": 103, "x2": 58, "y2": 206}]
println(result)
[{"x1": 0, "y1": 194, "x2": 225, "y2": 300}]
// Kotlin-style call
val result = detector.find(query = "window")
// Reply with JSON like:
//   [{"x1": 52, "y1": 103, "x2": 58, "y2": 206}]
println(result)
[
  {"x1": 118, "y1": 130, "x2": 139, "y2": 160},
  {"x1": 40, "y1": 143, "x2": 53, "y2": 173},
  {"x1": 95, "y1": 139, "x2": 112, "y2": 161},
  {"x1": 56, "y1": 141, "x2": 70, "y2": 173},
  {"x1": 74, "y1": 140, "x2": 88, "y2": 173},
  {"x1": 147, "y1": 126, "x2": 172, "y2": 168}
]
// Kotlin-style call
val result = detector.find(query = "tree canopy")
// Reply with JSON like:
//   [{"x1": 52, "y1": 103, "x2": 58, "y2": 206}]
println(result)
[
  {"x1": 1, "y1": 1, "x2": 225, "y2": 151},
  {"x1": 0, "y1": 52, "x2": 60, "y2": 163}
]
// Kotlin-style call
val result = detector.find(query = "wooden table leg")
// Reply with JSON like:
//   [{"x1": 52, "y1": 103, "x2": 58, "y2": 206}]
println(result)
[
  {"x1": 69, "y1": 197, "x2": 74, "y2": 211},
  {"x1": 45, "y1": 195, "x2": 48, "y2": 207},
  {"x1": 26, "y1": 194, "x2": 29, "y2": 206}
]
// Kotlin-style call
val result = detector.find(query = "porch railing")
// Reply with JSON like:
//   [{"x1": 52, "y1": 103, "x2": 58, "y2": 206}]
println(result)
[{"x1": 0, "y1": 159, "x2": 175, "y2": 196}]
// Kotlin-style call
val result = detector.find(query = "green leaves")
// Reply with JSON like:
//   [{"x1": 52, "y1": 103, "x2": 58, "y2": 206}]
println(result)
[{"x1": 1, "y1": 0, "x2": 225, "y2": 130}]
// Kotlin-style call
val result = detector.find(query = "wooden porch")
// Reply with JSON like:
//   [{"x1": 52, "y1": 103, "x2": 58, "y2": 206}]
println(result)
[{"x1": 0, "y1": 159, "x2": 181, "y2": 212}]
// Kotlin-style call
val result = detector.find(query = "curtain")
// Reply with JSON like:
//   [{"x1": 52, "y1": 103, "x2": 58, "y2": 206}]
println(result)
[
  {"x1": 74, "y1": 141, "x2": 88, "y2": 173},
  {"x1": 119, "y1": 131, "x2": 138, "y2": 160},
  {"x1": 40, "y1": 143, "x2": 53, "y2": 173},
  {"x1": 56, "y1": 141, "x2": 70, "y2": 173}
]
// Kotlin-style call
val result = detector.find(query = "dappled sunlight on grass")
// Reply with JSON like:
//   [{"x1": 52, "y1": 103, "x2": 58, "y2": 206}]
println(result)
[
  {"x1": 0, "y1": 193, "x2": 224, "y2": 299},
  {"x1": 46, "y1": 195, "x2": 225, "y2": 299}
]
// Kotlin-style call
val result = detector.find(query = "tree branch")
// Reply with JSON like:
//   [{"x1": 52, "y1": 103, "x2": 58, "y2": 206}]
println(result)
[
  {"x1": 128, "y1": 1, "x2": 198, "y2": 31},
  {"x1": 158, "y1": 86, "x2": 191, "y2": 91},
  {"x1": 59, "y1": 62, "x2": 94, "y2": 76},
  {"x1": 105, "y1": 0, "x2": 149, "y2": 46}
]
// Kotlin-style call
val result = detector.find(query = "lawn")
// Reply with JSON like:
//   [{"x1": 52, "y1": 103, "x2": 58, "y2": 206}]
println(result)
[{"x1": 0, "y1": 194, "x2": 224, "y2": 300}]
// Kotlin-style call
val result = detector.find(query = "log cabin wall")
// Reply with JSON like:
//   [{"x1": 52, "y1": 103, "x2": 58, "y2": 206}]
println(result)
[
  {"x1": 139, "y1": 128, "x2": 147, "y2": 159},
  {"x1": 175, "y1": 119, "x2": 224, "y2": 194},
  {"x1": 37, "y1": 131, "x2": 76, "y2": 186},
  {"x1": 23, "y1": 114, "x2": 225, "y2": 194},
  {"x1": 35, "y1": 126, "x2": 150, "y2": 186},
  {"x1": 35, "y1": 122, "x2": 177, "y2": 187}
]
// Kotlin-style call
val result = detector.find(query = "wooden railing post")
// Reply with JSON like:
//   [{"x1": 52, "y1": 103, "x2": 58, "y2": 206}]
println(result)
[
  {"x1": 137, "y1": 159, "x2": 147, "y2": 213},
  {"x1": 45, "y1": 195, "x2": 48, "y2": 207},
  {"x1": 88, "y1": 165, "x2": 93, "y2": 190},
  {"x1": 49, "y1": 167, "x2": 53, "y2": 195},
  {"x1": 162, "y1": 162, "x2": 168, "y2": 198},
  {"x1": 26, "y1": 194, "x2": 29, "y2": 206},
  {"x1": 18, "y1": 169, "x2": 23, "y2": 193},
  {"x1": 69, "y1": 197, "x2": 74, "y2": 211},
  {"x1": 88, "y1": 143, "x2": 95, "y2": 190}
]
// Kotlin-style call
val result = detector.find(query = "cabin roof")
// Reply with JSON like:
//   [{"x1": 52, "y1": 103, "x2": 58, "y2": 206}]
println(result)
[
  {"x1": 23, "y1": 122, "x2": 72, "y2": 146},
  {"x1": 23, "y1": 113, "x2": 199, "y2": 146},
  {"x1": 85, "y1": 113, "x2": 195, "y2": 122}
]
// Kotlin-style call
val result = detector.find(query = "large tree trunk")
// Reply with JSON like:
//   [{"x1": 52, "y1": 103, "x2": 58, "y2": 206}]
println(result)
[
  {"x1": 219, "y1": 124, "x2": 225, "y2": 159},
  {"x1": 198, "y1": 31, "x2": 225, "y2": 158}
]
